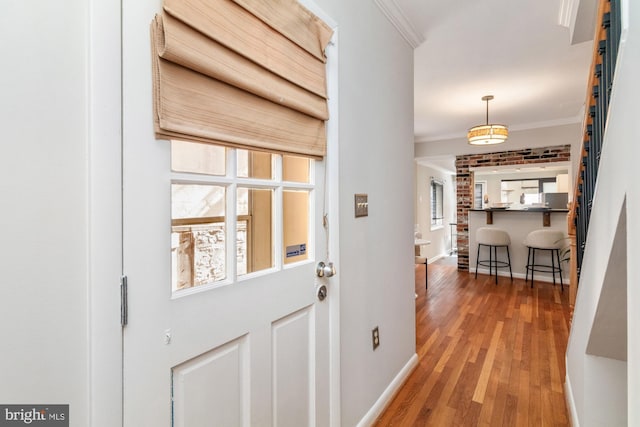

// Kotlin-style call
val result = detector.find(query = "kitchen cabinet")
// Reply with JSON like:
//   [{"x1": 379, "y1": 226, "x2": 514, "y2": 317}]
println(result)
[{"x1": 556, "y1": 174, "x2": 569, "y2": 192}]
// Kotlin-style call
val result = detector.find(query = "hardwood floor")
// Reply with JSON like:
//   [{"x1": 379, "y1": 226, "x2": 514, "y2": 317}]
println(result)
[{"x1": 374, "y1": 257, "x2": 572, "y2": 426}]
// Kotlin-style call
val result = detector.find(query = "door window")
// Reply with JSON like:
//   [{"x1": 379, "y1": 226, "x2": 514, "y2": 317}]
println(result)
[{"x1": 171, "y1": 141, "x2": 313, "y2": 293}]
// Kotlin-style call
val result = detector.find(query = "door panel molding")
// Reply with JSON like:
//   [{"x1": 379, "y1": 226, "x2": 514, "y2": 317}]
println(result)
[{"x1": 172, "y1": 335, "x2": 250, "y2": 427}]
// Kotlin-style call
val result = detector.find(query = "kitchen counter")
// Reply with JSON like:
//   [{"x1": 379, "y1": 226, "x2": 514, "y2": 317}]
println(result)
[
  {"x1": 469, "y1": 208, "x2": 569, "y2": 212},
  {"x1": 468, "y1": 209, "x2": 568, "y2": 281},
  {"x1": 469, "y1": 208, "x2": 568, "y2": 227}
]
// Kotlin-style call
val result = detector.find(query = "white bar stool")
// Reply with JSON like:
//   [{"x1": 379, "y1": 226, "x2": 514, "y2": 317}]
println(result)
[
  {"x1": 475, "y1": 227, "x2": 513, "y2": 285},
  {"x1": 524, "y1": 229, "x2": 565, "y2": 291}
]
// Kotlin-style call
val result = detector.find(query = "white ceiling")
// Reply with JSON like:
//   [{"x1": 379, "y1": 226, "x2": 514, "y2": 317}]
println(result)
[{"x1": 389, "y1": 0, "x2": 596, "y2": 143}]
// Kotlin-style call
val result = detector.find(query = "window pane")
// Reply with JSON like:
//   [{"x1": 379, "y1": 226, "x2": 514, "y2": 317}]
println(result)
[
  {"x1": 283, "y1": 155, "x2": 310, "y2": 183},
  {"x1": 171, "y1": 224, "x2": 226, "y2": 291},
  {"x1": 430, "y1": 181, "x2": 443, "y2": 227},
  {"x1": 237, "y1": 150, "x2": 274, "y2": 179},
  {"x1": 171, "y1": 184, "x2": 226, "y2": 291},
  {"x1": 237, "y1": 187, "x2": 249, "y2": 216},
  {"x1": 283, "y1": 190, "x2": 309, "y2": 264},
  {"x1": 172, "y1": 184, "x2": 225, "y2": 219},
  {"x1": 238, "y1": 188, "x2": 274, "y2": 275},
  {"x1": 171, "y1": 140, "x2": 226, "y2": 175}
]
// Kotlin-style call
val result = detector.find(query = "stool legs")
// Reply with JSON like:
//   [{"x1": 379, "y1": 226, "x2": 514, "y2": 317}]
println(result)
[
  {"x1": 424, "y1": 258, "x2": 428, "y2": 290},
  {"x1": 506, "y1": 246, "x2": 513, "y2": 281},
  {"x1": 555, "y1": 249, "x2": 564, "y2": 291},
  {"x1": 526, "y1": 247, "x2": 531, "y2": 284},
  {"x1": 490, "y1": 245, "x2": 495, "y2": 284},
  {"x1": 531, "y1": 248, "x2": 536, "y2": 287},
  {"x1": 526, "y1": 247, "x2": 564, "y2": 292},
  {"x1": 475, "y1": 244, "x2": 481, "y2": 279},
  {"x1": 475, "y1": 244, "x2": 512, "y2": 285},
  {"x1": 550, "y1": 250, "x2": 557, "y2": 286}
]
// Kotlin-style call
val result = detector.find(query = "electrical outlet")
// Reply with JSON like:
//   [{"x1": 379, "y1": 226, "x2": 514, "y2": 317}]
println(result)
[{"x1": 372, "y1": 326, "x2": 380, "y2": 350}]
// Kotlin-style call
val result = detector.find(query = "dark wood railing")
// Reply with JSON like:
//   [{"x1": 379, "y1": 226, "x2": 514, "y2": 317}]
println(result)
[{"x1": 568, "y1": 0, "x2": 621, "y2": 306}]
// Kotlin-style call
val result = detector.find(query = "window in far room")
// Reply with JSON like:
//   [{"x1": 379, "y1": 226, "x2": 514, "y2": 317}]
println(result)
[
  {"x1": 430, "y1": 178, "x2": 444, "y2": 230},
  {"x1": 474, "y1": 181, "x2": 487, "y2": 209}
]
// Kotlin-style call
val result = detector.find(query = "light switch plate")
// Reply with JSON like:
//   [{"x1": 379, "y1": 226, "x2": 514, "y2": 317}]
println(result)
[{"x1": 355, "y1": 194, "x2": 368, "y2": 217}]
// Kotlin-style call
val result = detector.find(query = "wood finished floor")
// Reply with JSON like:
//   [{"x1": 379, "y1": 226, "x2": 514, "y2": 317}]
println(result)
[{"x1": 374, "y1": 257, "x2": 572, "y2": 426}]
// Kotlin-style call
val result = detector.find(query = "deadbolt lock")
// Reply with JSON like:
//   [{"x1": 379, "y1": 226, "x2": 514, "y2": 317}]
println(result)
[{"x1": 317, "y1": 285, "x2": 328, "y2": 301}]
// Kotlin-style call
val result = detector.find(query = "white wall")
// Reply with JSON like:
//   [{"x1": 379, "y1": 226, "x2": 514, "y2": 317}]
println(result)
[
  {"x1": 314, "y1": 1, "x2": 416, "y2": 425},
  {"x1": 566, "y1": 0, "x2": 640, "y2": 425},
  {"x1": 0, "y1": 1, "x2": 90, "y2": 425},
  {"x1": 415, "y1": 164, "x2": 456, "y2": 260}
]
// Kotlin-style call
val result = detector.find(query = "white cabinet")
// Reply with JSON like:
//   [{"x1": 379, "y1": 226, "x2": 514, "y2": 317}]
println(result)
[
  {"x1": 556, "y1": 174, "x2": 569, "y2": 192},
  {"x1": 501, "y1": 180, "x2": 518, "y2": 191}
]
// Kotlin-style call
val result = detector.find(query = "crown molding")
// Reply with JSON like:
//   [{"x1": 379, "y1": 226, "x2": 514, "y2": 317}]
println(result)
[
  {"x1": 373, "y1": 0, "x2": 425, "y2": 48},
  {"x1": 414, "y1": 115, "x2": 583, "y2": 144},
  {"x1": 558, "y1": 0, "x2": 574, "y2": 28}
]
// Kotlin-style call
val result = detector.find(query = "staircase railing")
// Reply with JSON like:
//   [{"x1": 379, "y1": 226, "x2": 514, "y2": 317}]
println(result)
[{"x1": 568, "y1": 0, "x2": 621, "y2": 306}]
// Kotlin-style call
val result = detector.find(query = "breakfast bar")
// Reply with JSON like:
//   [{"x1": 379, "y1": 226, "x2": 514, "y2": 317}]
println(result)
[{"x1": 468, "y1": 208, "x2": 569, "y2": 282}]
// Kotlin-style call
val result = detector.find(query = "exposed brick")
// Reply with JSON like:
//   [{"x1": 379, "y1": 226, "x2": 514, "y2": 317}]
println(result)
[{"x1": 455, "y1": 144, "x2": 571, "y2": 270}]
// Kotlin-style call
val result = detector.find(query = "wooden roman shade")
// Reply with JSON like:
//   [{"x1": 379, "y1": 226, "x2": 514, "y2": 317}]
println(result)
[{"x1": 151, "y1": 0, "x2": 334, "y2": 158}]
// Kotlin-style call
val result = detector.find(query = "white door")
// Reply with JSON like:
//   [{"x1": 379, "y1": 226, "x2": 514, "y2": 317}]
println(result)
[{"x1": 122, "y1": 2, "x2": 336, "y2": 426}]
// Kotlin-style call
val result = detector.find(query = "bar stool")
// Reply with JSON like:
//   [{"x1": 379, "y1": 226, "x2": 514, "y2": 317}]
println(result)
[
  {"x1": 524, "y1": 229, "x2": 565, "y2": 291},
  {"x1": 475, "y1": 227, "x2": 513, "y2": 285}
]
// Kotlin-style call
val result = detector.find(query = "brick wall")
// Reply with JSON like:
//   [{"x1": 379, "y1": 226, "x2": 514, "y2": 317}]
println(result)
[{"x1": 456, "y1": 145, "x2": 571, "y2": 270}]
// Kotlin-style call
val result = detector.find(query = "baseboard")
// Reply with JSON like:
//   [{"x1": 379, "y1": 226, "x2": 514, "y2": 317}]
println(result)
[
  {"x1": 564, "y1": 373, "x2": 579, "y2": 427},
  {"x1": 427, "y1": 253, "x2": 446, "y2": 264},
  {"x1": 356, "y1": 353, "x2": 419, "y2": 427}
]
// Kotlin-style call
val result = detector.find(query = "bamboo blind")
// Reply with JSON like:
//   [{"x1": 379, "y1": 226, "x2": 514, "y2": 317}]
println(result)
[{"x1": 151, "y1": 0, "x2": 333, "y2": 158}]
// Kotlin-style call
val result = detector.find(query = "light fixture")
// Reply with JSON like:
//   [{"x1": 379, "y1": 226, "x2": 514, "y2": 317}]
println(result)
[{"x1": 467, "y1": 95, "x2": 508, "y2": 145}]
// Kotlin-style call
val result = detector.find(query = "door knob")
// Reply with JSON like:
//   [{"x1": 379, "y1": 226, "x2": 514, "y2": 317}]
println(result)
[{"x1": 316, "y1": 261, "x2": 336, "y2": 278}]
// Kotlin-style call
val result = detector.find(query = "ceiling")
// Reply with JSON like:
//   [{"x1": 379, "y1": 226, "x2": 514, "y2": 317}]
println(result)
[{"x1": 383, "y1": 0, "x2": 597, "y2": 144}]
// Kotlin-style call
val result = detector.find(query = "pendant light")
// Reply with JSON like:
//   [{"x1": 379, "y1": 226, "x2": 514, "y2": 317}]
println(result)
[{"x1": 467, "y1": 95, "x2": 508, "y2": 145}]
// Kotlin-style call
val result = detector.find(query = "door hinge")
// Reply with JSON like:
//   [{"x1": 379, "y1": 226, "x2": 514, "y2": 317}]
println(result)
[{"x1": 120, "y1": 275, "x2": 128, "y2": 327}]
